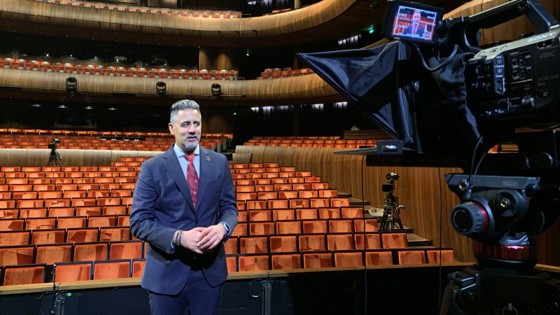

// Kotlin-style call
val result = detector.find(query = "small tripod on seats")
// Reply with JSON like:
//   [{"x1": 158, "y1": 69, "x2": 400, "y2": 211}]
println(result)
[
  {"x1": 47, "y1": 138, "x2": 62, "y2": 166},
  {"x1": 379, "y1": 172, "x2": 405, "y2": 231}
]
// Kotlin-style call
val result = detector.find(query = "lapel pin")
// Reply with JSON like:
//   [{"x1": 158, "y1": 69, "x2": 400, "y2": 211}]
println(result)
[{"x1": 206, "y1": 156, "x2": 211, "y2": 161}]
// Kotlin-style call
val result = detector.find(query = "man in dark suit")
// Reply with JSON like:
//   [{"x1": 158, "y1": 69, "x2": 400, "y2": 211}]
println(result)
[
  {"x1": 403, "y1": 9, "x2": 425, "y2": 36},
  {"x1": 130, "y1": 99, "x2": 237, "y2": 315}
]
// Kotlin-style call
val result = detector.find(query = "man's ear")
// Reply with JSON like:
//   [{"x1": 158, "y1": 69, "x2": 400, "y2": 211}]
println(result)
[{"x1": 168, "y1": 123, "x2": 174, "y2": 134}]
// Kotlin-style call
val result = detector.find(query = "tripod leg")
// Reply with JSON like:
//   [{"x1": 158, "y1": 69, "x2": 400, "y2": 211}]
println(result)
[
  {"x1": 393, "y1": 209, "x2": 403, "y2": 230},
  {"x1": 380, "y1": 208, "x2": 389, "y2": 230}
]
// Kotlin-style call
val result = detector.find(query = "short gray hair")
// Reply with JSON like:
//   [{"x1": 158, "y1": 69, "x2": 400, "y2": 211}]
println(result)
[{"x1": 170, "y1": 99, "x2": 201, "y2": 123}]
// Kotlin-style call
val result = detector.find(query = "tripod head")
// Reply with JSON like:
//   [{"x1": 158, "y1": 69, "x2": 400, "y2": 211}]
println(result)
[
  {"x1": 446, "y1": 130, "x2": 560, "y2": 268},
  {"x1": 48, "y1": 138, "x2": 60, "y2": 153}
]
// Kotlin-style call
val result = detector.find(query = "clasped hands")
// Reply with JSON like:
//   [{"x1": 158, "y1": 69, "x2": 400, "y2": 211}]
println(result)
[{"x1": 178, "y1": 224, "x2": 227, "y2": 254}]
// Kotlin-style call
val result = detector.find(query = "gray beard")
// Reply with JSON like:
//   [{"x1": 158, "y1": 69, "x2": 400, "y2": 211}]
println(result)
[{"x1": 184, "y1": 141, "x2": 198, "y2": 152}]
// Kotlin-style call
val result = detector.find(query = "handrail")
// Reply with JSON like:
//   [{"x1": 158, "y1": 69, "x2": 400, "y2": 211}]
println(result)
[{"x1": 0, "y1": 262, "x2": 474, "y2": 295}]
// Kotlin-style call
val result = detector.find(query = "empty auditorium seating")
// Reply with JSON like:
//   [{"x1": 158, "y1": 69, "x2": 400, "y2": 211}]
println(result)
[
  {"x1": 244, "y1": 136, "x2": 378, "y2": 149},
  {"x1": 35, "y1": 0, "x2": 243, "y2": 20},
  {"x1": 0, "y1": 128, "x2": 232, "y2": 152},
  {"x1": 1, "y1": 55, "x2": 240, "y2": 82},
  {"x1": 0, "y1": 160, "x2": 455, "y2": 285},
  {"x1": 258, "y1": 67, "x2": 314, "y2": 79}
]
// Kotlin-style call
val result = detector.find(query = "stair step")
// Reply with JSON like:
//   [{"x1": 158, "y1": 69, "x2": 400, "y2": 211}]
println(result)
[
  {"x1": 349, "y1": 197, "x2": 369, "y2": 206},
  {"x1": 406, "y1": 233, "x2": 433, "y2": 247},
  {"x1": 340, "y1": 192, "x2": 433, "y2": 247}
]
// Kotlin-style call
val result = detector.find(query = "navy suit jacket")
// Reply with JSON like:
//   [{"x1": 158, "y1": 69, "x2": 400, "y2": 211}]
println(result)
[
  {"x1": 130, "y1": 146, "x2": 238, "y2": 295},
  {"x1": 403, "y1": 23, "x2": 425, "y2": 36}
]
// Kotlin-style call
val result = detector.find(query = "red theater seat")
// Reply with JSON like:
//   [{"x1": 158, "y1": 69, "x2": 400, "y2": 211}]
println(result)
[{"x1": 2, "y1": 264, "x2": 45, "y2": 285}]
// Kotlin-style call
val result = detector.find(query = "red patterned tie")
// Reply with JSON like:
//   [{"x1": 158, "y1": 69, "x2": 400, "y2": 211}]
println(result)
[{"x1": 186, "y1": 154, "x2": 198, "y2": 208}]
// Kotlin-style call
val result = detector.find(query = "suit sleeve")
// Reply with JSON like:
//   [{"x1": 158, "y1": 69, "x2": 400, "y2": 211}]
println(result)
[
  {"x1": 217, "y1": 156, "x2": 238, "y2": 237},
  {"x1": 129, "y1": 159, "x2": 177, "y2": 254}
]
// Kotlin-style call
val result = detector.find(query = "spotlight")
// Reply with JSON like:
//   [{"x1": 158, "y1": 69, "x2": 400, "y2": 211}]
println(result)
[
  {"x1": 156, "y1": 81, "x2": 166, "y2": 95},
  {"x1": 211, "y1": 83, "x2": 222, "y2": 96},
  {"x1": 66, "y1": 77, "x2": 77, "y2": 94}
]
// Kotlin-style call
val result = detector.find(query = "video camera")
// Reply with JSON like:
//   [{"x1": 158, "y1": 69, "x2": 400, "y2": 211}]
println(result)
[
  {"x1": 299, "y1": 0, "x2": 560, "y2": 252},
  {"x1": 48, "y1": 138, "x2": 60, "y2": 150},
  {"x1": 382, "y1": 0, "x2": 560, "y2": 134},
  {"x1": 373, "y1": 0, "x2": 560, "y2": 257},
  {"x1": 298, "y1": 1, "x2": 560, "y2": 313}
]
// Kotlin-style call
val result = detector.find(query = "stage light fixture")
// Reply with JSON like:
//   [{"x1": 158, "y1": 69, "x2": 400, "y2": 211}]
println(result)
[
  {"x1": 156, "y1": 81, "x2": 167, "y2": 95},
  {"x1": 211, "y1": 83, "x2": 222, "y2": 96},
  {"x1": 66, "y1": 77, "x2": 77, "y2": 94}
]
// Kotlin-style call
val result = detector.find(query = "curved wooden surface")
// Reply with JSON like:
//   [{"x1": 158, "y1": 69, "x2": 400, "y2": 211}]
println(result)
[
  {"x1": 445, "y1": 0, "x2": 559, "y2": 46},
  {"x1": 0, "y1": 0, "x2": 555, "y2": 48},
  {"x1": 0, "y1": 68, "x2": 343, "y2": 105},
  {"x1": 0, "y1": 0, "x2": 557, "y2": 104},
  {"x1": 0, "y1": 0, "x2": 373, "y2": 48}
]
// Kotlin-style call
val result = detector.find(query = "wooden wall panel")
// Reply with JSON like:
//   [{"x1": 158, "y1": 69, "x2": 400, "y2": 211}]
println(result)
[
  {"x1": 198, "y1": 48, "x2": 237, "y2": 71},
  {"x1": 445, "y1": 0, "x2": 559, "y2": 47}
]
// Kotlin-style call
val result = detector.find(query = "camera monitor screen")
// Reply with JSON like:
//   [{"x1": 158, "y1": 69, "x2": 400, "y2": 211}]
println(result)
[{"x1": 382, "y1": 1, "x2": 443, "y2": 45}]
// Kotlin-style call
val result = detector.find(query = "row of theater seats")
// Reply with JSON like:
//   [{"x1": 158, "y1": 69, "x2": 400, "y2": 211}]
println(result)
[
  {"x1": 0, "y1": 159, "x2": 454, "y2": 286},
  {"x1": 244, "y1": 136, "x2": 377, "y2": 149},
  {"x1": 0, "y1": 132, "x2": 227, "y2": 152},
  {"x1": 0, "y1": 128, "x2": 168, "y2": 137},
  {"x1": 0, "y1": 57, "x2": 240, "y2": 81},
  {"x1": 258, "y1": 67, "x2": 314, "y2": 79},
  {"x1": 39, "y1": 0, "x2": 243, "y2": 18},
  {"x1": 2, "y1": 247, "x2": 454, "y2": 286},
  {"x1": 0, "y1": 128, "x2": 232, "y2": 142}
]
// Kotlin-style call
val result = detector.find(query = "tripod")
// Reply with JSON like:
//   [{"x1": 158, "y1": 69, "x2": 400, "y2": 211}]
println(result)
[
  {"x1": 441, "y1": 130, "x2": 560, "y2": 314},
  {"x1": 440, "y1": 242, "x2": 560, "y2": 314},
  {"x1": 47, "y1": 149, "x2": 62, "y2": 166},
  {"x1": 379, "y1": 172, "x2": 405, "y2": 231}
]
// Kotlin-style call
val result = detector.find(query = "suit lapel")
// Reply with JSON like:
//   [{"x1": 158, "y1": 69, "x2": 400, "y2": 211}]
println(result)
[{"x1": 163, "y1": 148, "x2": 193, "y2": 209}]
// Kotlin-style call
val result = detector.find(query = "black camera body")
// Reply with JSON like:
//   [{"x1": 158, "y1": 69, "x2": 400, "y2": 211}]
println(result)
[
  {"x1": 379, "y1": 0, "x2": 560, "y2": 142},
  {"x1": 466, "y1": 28, "x2": 560, "y2": 128},
  {"x1": 48, "y1": 138, "x2": 60, "y2": 150},
  {"x1": 298, "y1": 1, "x2": 560, "y2": 313}
]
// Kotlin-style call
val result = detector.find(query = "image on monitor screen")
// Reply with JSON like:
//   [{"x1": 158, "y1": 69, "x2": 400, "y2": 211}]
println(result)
[{"x1": 390, "y1": 4, "x2": 440, "y2": 43}]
